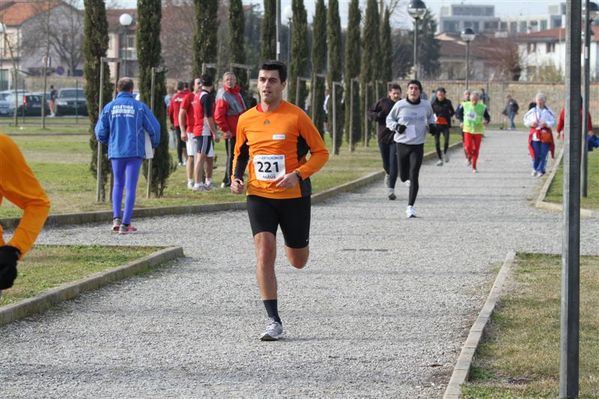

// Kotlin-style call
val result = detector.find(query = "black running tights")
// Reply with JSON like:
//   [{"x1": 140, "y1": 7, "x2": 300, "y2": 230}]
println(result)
[
  {"x1": 396, "y1": 143, "x2": 424, "y2": 206},
  {"x1": 434, "y1": 125, "x2": 450, "y2": 159}
]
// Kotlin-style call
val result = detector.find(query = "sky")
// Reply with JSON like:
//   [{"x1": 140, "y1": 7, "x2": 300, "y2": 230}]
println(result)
[{"x1": 115, "y1": 0, "x2": 561, "y2": 26}]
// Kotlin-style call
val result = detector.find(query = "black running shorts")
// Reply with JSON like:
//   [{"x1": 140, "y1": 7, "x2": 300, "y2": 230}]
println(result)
[{"x1": 246, "y1": 195, "x2": 311, "y2": 248}]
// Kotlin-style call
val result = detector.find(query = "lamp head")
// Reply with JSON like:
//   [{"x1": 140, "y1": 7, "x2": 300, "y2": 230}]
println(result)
[
  {"x1": 119, "y1": 13, "x2": 133, "y2": 27},
  {"x1": 461, "y1": 28, "x2": 476, "y2": 42},
  {"x1": 408, "y1": 0, "x2": 427, "y2": 20}
]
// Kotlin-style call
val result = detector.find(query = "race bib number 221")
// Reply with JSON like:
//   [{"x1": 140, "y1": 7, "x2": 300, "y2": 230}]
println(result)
[{"x1": 253, "y1": 154, "x2": 286, "y2": 181}]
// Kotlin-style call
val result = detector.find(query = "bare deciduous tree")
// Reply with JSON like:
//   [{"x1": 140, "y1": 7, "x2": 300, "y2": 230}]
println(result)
[
  {"x1": 20, "y1": 0, "x2": 83, "y2": 76},
  {"x1": 160, "y1": 0, "x2": 195, "y2": 79}
]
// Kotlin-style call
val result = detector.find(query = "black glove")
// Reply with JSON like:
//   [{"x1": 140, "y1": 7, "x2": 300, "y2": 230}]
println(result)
[
  {"x1": 429, "y1": 124, "x2": 437, "y2": 136},
  {"x1": 0, "y1": 245, "x2": 19, "y2": 289},
  {"x1": 396, "y1": 124, "x2": 407, "y2": 134}
]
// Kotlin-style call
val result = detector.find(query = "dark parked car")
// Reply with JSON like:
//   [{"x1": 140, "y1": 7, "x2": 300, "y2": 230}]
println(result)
[
  {"x1": 56, "y1": 88, "x2": 87, "y2": 116},
  {"x1": 5, "y1": 93, "x2": 50, "y2": 116}
]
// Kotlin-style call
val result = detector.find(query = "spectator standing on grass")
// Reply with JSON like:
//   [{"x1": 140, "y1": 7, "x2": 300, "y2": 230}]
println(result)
[
  {"x1": 180, "y1": 78, "x2": 199, "y2": 189},
  {"x1": 191, "y1": 74, "x2": 219, "y2": 192},
  {"x1": 368, "y1": 83, "x2": 402, "y2": 200},
  {"x1": 49, "y1": 85, "x2": 57, "y2": 117},
  {"x1": 430, "y1": 87, "x2": 455, "y2": 166},
  {"x1": 168, "y1": 81, "x2": 190, "y2": 167},
  {"x1": 0, "y1": 135, "x2": 50, "y2": 292},
  {"x1": 95, "y1": 78, "x2": 161, "y2": 234},
  {"x1": 556, "y1": 101, "x2": 597, "y2": 151},
  {"x1": 523, "y1": 92, "x2": 555, "y2": 177},
  {"x1": 215, "y1": 72, "x2": 247, "y2": 188}
]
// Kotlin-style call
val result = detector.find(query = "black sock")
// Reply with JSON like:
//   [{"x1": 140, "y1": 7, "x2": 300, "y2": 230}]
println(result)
[{"x1": 263, "y1": 299, "x2": 281, "y2": 324}]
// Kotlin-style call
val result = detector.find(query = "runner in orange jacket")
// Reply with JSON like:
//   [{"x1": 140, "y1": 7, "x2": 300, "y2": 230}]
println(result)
[{"x1": 0, "y1": 135, "x2": 50, "y2": 290}]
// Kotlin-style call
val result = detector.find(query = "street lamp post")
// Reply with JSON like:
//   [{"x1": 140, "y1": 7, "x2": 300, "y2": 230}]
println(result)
[
  {"x1": 408, "y1": 0, "x2": 427, "y2": 80},
  {"x1": 283, "y1": 5, "x2": 292, "y2": 66},
  {"x1": 582, "y1": 1, "x2": 599, "y2": 198},
  {"x1": 461, "y1": 28, "x2": 476, "y2": 90},
  {"x1": 119, "y1": 13, "x2": 133, "y2": 77},
  {"x1": 276, "y1": 0, "x2": 281, "y2": 61}
]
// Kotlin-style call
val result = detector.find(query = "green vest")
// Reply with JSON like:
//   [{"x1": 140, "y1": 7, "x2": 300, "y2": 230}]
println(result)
[{"x1": 462, "y1": 102, "x2": 486, "y2": 134}]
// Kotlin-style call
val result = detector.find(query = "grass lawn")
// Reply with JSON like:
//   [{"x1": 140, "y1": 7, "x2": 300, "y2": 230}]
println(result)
[
  {"x1": 545, "y1": 148, "x2": 599, "y2": 209},
  {"x1": 462, "y1": 253, "x2": 599, "y2": 399},
  {"x1": 0, "y1": 116, "x2": 89, "y2": 135},
  {"x1": 0, "y1": 128, "x2": 462, "y2": 218},
  {"x1": 0, "y1": 245, "x2": 159, "y2": 307}
]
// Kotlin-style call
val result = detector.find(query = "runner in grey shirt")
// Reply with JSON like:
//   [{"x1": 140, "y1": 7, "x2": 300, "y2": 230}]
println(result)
[{"x1": 386, "y1": 80, "x2": 436, "y2": 218}]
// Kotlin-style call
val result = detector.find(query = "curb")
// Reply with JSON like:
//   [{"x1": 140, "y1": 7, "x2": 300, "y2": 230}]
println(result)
[
  {"x1": 443, "y1": 251, "x2": 515, "y2": 399},
  {"x1": 0, "y1": 245, "x2": 184, "y2": 327},
  {"x1": 0, "y1": 142, "x2": 464, "y2": 230},
  {"x1": 534, "y1": 147, "x2": 596, "y2": 217}
]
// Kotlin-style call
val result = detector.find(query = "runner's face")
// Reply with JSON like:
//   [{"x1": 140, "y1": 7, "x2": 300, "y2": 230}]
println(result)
[
  {"x1": 194, "y1": 79, "x2": 201, "y2": 93},
  {"x1": 258, "y1": 69, "x2": 285, "y2": 104},
  {"x1": 536, "y1": 98, "x2": 546, "y2": 108},
  {"x1": 463, "y1": 92, "x2": 470, "y2": 101},
  {"x1": 436, "y1": 91, "x2": 445, "y2": 101},
  {"x1": 388, "y1": 89, "x2": 401, "y2": 102},
  {"x1": 224, "y1": 74, "x2": 236, "y2": 88},
  {"x1": 470, "y1": 94, "x2": 479, "y2": 104},
  {"x1": 407, "y1": 84, "x2": 420, "y2": 101}
]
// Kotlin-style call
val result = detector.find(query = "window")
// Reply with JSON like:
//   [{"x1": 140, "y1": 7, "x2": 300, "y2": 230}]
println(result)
[
  {"x1": 541, "y1": 20, "x2": 548, "y2": 30},
  {"x1": 520, "y1": 21, "x2": 528, "y2": 32},
  {"x1": 510, "y1": 22, "x2": 518, "y2": 33},
  {"x1": 546, "y1": 42, "x2": 555, "y2": 53},
  {"x1": 527, "y1": 43, "x2": 537, "y2": 53}
]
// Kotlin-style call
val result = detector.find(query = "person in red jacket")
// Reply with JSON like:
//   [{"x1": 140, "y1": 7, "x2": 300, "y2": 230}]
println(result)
[
  {"x1": 214, "y1": 72, "x2": 247, "y2": 188},
  {"x1": 556, "y1": 104, "x2": 597, "y2": 150},
  {"x1": 167, "y1": 81, "x2": 189, "y2": 166},
  {"x1": 179, "y1": 78, "x2": 199, "y2": 189}
]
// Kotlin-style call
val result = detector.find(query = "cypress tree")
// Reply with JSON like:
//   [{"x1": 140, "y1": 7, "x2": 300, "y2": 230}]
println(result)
[
  {"x1": 310, "y1": 0, "x2": 327, "y2": 136},
  {"x1": 327, "y1": 0, "x2": 343, "y2": 155},
  {"x1": 229, "y1": 0, "x2": 248, "y2": 93},
  {"x1": 344, "y1": 0, "x2": 360, "y2": 150},
  {"x1": 83, "y1": 0, "x2": 112, "y2": 201},
  {"x1": 360, "y1": 0, "x2": 379, "y2": 146},
  {"x1": 418, "y1": 9, "x2": 440, "y2": 78},
  {"x1": 288, "y1": 0, "x2": 308, "y2": 106},
  {"x1": 379, "y1": 7, "x2": 393, "y2": 84},
  {"x1": 192, "y1": 0, "x2": 219, "y2": 78},
  {"x1": 261, "y1": 0, "x2": 276, "y2": 60},
  {"x1": 137, "y1": 0, "x2": 172, "y2": 197}
]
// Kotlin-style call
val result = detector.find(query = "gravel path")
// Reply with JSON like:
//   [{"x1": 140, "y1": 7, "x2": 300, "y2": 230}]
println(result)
[{"x1": 2, "y1": 130, "x2": 598, "y2": 398}]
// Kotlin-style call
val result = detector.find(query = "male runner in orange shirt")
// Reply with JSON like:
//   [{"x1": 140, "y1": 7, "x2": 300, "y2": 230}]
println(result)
[
  {"x1": 231, "y1": 61, "x2": 329, "y2": 341},
  {"x1": 0, "y1": 135, "x2": 50, "y2": 291}
]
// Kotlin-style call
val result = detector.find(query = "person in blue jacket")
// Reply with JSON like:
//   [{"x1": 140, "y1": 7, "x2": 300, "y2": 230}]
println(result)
[{"x1": 95, "y1": 77, "x2": 161, "y2": 234}]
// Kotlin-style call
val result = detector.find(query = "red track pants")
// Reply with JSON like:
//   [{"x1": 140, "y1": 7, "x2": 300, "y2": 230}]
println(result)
[{"x1": 463, "y1": 132, "x2": 482, "y2": 170}]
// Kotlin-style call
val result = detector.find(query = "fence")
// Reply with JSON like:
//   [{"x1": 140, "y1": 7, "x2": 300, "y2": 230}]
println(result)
[{"x1": 9, "y1": 75, "x2": 596, "y2": 142}]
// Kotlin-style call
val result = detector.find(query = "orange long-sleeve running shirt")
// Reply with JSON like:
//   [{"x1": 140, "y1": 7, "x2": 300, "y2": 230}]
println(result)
[
  {"x1": 0, "y1": 135, "x2": 50, "y2": 256},
  {"x1": 233, "y1": 101, "x2": 329, "y2": 199}
]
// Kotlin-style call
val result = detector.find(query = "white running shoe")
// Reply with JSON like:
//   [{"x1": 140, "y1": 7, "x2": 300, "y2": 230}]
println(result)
[
  {"x1": 192, "y1": 183, "x2": 205, "y2": 192},
  {"x1": 204, "y1": 182, "x2": 213, "y2": 191},
  {"x1": 260, "y1": 318, "x2": 283, "y2": 341},
  {"x1": 472, "y1": 169, "x2": 478, "y2": 174},
  {"x1": 406, "y1": 205, "x2": 416, "y2": 218},
  {"x1": 436, "y1": 159, "x2": 443, "y2": 166},
  {"x1": 404, "y1": 180, "x2": 411, "y2": 188},
  {"x1": 531, "y1": 170, "x2": 537, "y2": 177},
  {"x1": 444, "y1": 153, "x2": 450, "y2": 163},
  {"x1": 465, "y1": 159, "x2": 471, "y2": 167},
  {"x1": 187, "y1": 181, "x2": 194, "y2": 189}
]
